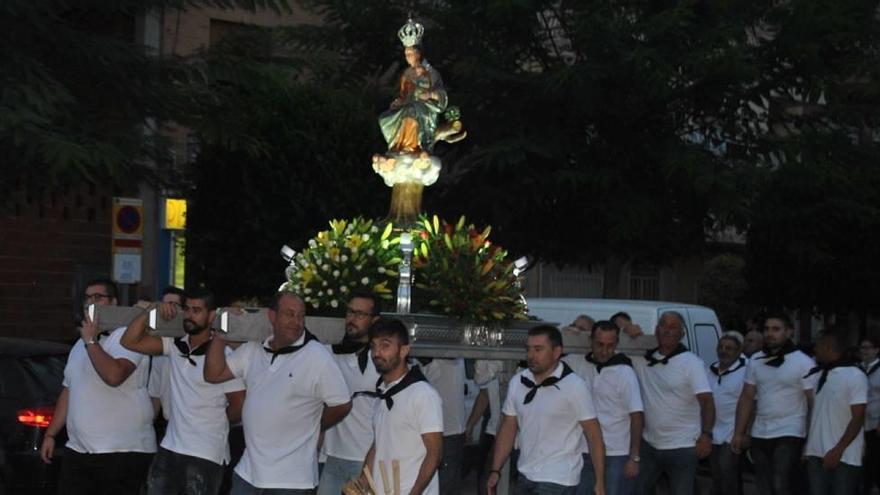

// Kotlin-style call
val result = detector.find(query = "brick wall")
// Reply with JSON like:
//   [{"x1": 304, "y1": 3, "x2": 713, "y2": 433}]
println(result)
[{"x1": 0, "y1": 183, "x2": 114, "y2": 342}]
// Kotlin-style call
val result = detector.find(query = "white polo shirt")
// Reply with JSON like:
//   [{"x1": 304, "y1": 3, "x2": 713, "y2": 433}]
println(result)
[
  {"x1": 159, "y1": 336, "x2": 245, "y2": 465},
  {"x1": 62, "y1": 327, "x2": 156, "y2": 454},
  {"x1": 745, "y1": 349, "x2": 815, "y2": 438},
  {"x1": 372, "y1": 369, "x2": 444, "y2": 495},
  {"x1": 322, "y1": 345, "x2": 381, "y2": 461},
  {"x1": 502, "y1": 362, "x2": 596, "y2": 487},
  {"x1": 706, "y1": 357, "x2": 747, "y2": 445},
  {"x1": 419, "y1": 358, "x2": 466, "y2": 436},
  {"x1": 227, "y1": 334, "x2": 350, "y2": 489},
  {"x1": 566, "y1": 354, "x2": 643, "y2": 456},
  {"x1": 863, "y1": 359, "x2": 880, "y2": 430},
  {"x1": 634, "y1": 349, "x2": 711, "y2": 450},
  {"x1": 148, "y1": 355, "x2": 171, "y2": 421},
  {"x1": 804, "y1": 366, "x2": 868, "y2": 466},
  {"x1": 473, "y1": 360, "x2": 504, "y2": 436}
]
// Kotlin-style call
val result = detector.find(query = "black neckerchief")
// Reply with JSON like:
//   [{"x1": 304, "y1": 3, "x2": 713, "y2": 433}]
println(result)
[
  {"x1": 332, "y1": 340, "x2": 370, "y2": 373},
  {"x1": 375, "y1": 366, "x2": 428, "y2": 410},
  {"x1": 263, "y1": 330, "x2": 317, "y2": 364},
  {"x1": 586, "y1": 352, "x2": 633, "y2": 373},
  {"x1": 709, "y1": 357, "x2": 747, "y2": 385},
  {"x1": 804, "y1": 358, "x2": 860, "y2": 393},
  {"x1": 173, "y1": 336, "x2": 211, "y2": 366},
  {"x1": 864, "y1": 360, "x2": 880, "y2": 377},
  {"x1": 645, "y1": 343, "x2": 689, "y2": 366},
  {"x1": 520, "y1": 361, "x2": 574, "y2": 404},
  {"x1": 757, "y1": 340, "x2": 797, "y2": 367}
]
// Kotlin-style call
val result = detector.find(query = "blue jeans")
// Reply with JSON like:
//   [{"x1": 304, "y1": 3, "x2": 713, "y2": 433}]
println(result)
[
  {"x1": 515, "y1": 477, "x2": 577, "y2": 495},
  {"x1": 230, "y1": 472, "x2": 314, "y2": 495},
  {"x1": 805, "y1": 457, "x2": 861, "y2": 495},
  {"x1": 750, "y1": 436, "x2": 804, "y2": 495},
  {"x1": 146, "y1": 447, "x2": 224, "y2": 495},
  {"x1": 636, "y1": 442, "x2": 697, "y2": 495},
  {"x1": 578, "y1": 454, "x2": 635, "y2": 495},
  {"x1": 316, "y1": 456, "x2": 362, "y2": 495}
]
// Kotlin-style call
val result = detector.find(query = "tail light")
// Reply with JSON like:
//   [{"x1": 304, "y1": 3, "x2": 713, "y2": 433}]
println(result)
[{"x1": 17, "y1": 406, "x2": 54, "y2": 428}]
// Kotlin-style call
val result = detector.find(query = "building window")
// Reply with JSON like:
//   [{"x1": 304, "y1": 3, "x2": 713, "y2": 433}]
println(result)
[{"x1": 629, "y1": 264, "x2": 659, "y2": 300}]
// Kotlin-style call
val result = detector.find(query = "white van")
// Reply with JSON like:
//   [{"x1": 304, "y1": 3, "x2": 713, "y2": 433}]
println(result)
[{"x1": 526, "y1": 298, "x2": 724, "y2": 365}]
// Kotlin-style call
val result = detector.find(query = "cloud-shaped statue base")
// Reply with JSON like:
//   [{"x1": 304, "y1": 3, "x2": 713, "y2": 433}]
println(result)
[{"x1": 372, "y1": 151, "x2": 442, "y2": 187}]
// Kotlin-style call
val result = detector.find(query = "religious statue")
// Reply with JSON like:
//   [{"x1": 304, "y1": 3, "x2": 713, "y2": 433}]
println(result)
[{"x1": 373, "y1": 17, "x2": 466, "y2": 225}]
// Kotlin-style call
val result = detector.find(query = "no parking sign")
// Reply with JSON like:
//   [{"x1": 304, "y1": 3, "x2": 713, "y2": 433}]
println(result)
[{"x1": 112, "y1": 197, "x2": 143, "y2": 283}]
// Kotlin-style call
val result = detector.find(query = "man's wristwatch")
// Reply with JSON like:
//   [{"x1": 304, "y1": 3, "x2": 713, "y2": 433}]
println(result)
[
  {"x1": 84, "y1": 338, "x2": 97, "y2": 346},
  {"x1": 701, "y1": 430, "x2": 713, "y2": 439},
  {"x1": 630, "y1": 455, "x2": 640, "y2": 463}
]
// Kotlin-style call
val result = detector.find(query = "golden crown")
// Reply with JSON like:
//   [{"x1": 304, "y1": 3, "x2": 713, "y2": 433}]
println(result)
[{"x1": 398, "y1": 17, "x2": 424, "y2": 47}]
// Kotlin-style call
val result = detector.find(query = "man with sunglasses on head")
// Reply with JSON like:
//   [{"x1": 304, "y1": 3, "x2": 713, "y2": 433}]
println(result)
[
  {"x1": 121, "y1": 287, "x2": 246, "y2": 495},
  {"x1": 40, "y1": 278, "x2": 157, "y2": 494}
]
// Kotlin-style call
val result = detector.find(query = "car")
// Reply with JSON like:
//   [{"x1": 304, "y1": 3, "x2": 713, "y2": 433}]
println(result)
[
  {"x1": 526, "y1": 298, "x2": 724, "y2": 364},
  {"x1": 0, "y1": 337, "x2": 69, "y2": 495}
]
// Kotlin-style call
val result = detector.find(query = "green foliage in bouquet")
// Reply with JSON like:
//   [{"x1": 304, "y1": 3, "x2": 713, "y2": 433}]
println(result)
[
  {"x1": 411, "y1": 214, "x2": 527, "y2": 323},
  {"x1": 282, "y1": 217, "x2": 399, "y2": 314},
  {"x1": 282, "y1": 214, "x2": 527, "y2": 323}
]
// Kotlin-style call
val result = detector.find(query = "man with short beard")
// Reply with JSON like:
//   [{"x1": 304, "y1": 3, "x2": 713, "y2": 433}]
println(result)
[
  {"x1": 489, "y1": 325, "x2": 606, "y2": 495},
  {"x1": 732, "y1": 312, "x2": 815, "y2": 495},
  {"x1": 121, "y1": 287, "x2": 245, "y2": 495},
  {"x1": 363, "y1": 318, "x2": 444, "y2": 495},
  {"x1": 318, "y1": 292, "x2": 381, "y2": 495},
  {"x1": 803, "y1": 331, "x2": 867, "y2": 495}
]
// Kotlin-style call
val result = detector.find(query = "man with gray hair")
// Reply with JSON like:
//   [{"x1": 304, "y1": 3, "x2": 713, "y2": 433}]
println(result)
[
  {"x1": 633, "y1": 311, "x2": 715, "y2": 495},
  {"x1": 706, "y1": 331, "x2": 748, "y2": 495}
]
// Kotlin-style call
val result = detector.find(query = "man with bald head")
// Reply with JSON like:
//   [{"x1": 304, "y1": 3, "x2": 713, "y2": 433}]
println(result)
[
  {"x1": 633, "y1": 311, "x2": 715, "y2": 495},
  {"x1": 205, "y1": 291, "x2": 352, "y2": 494}
]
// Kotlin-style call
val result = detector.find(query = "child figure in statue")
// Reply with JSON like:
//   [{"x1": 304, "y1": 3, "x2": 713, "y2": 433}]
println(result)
[{"x1": 379, "y1": 44, "x2": 448, "y2": 154}]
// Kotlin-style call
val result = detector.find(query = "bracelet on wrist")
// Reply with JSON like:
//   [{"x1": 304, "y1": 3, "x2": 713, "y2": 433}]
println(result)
[{"x1": 489, "y1": 469, "x2": 501, "y2": 476}]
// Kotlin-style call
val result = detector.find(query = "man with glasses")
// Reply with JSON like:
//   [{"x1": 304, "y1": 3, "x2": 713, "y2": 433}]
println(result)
[
  {"x1": 40, "y1": 278, "x2": 157, "y2": 494},
  {"x1": 148, "y1": 286, "x2": 186, "y2": 422},
  {"x1": 318, "y1": 292, "x2": 382, "y2": 495}
]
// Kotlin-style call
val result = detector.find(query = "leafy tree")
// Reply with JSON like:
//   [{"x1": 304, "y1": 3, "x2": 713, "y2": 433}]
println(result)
[
  {"x1": 180, "y1": 35, "x2": 388, "y2": 302},
  {"x1": 744, "y1": 0, "x2": 880, "y2": 329},
  {"x1": 0, "y1": 0, "x2": 289, "y2": 201}
]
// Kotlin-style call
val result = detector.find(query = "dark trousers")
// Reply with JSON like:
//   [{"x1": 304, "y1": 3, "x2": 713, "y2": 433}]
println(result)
[
  {"x1": 439, "y1": 434, "x2": 465, "y2": 495},
  {"x1": 515, "y1": 477, "x2": 577, "y2": 495},
  {"x1": 806, "y1": 456, "x2": 862, "y2": 495},
  {"x1": 750, "y1": 436, "x2": 804, "y2": 495},
  {"x1": 57, "y1": 447, "x2": 152, "y2": 495},
  {"x1": 709, "y1": 443, "x2": 742, "y2": 495},
  {"x1": 637, "y1": 442, "x2": 698, "y2": 495},
  {"x1": 146, "y1": 447, "x2": 224, "y2": 495},
  {"x1": 864, "y1": 430, "x2": 880, "y2": 494}
]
